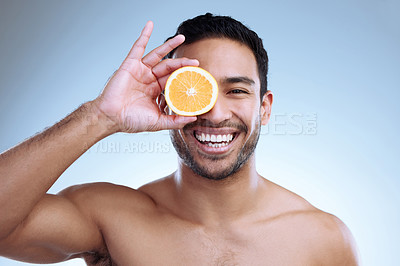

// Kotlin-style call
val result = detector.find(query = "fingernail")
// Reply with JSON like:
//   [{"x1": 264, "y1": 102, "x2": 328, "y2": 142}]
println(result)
[
  {"x1": 183, "y1": 116, "x2": 197, "y2": 123},
  {"x1": 176, "y1": 34, "x2": 185, "y2": 41}
]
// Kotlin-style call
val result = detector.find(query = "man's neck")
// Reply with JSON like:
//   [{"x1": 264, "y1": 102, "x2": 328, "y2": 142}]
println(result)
[{"x1": 172, "y1": 156, "x2": 267, "y2": 227}]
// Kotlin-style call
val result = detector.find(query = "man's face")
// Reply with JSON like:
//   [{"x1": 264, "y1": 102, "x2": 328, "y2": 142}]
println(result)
[{"x1": 169, "y1": 38, "x2": 272, "y2": 180}]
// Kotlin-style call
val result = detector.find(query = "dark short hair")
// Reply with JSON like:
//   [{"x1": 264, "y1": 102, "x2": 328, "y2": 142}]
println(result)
[{"x1": 165, "y1": 13, "x2": 269, "y2": 97}]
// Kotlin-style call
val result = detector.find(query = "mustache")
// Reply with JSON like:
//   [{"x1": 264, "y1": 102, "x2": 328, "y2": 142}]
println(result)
[{"x1": 183, "y1": 118, "x2": 248, "y2": 133}]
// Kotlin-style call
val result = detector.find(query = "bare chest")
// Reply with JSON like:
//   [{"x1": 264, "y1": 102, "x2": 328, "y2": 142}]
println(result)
[{"x1": 99, "y1": 217, "x2": 316, "y2": 266}]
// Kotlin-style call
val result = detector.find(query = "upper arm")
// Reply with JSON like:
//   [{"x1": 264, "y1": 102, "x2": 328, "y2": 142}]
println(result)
[
  {"x1": 0, "y1": 185, "x2": 105, "y2": 263},
  {"x1": 312, "y1": 214, "x2": 360, "y2": 265},
  {"x1": 331, "y1": 217, "x2": 360, "y2": 265}
]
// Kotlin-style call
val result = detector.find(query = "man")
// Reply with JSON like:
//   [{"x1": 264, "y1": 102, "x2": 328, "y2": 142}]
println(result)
[{"x1": 0, "y1": 13, "x2": 358, "y2": 265}]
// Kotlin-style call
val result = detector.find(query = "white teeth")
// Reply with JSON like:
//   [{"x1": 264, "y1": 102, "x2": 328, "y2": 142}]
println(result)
[
  {"x1": 195, "y1": 132, "x2": 235, "y2": 147},
  {"x1": 206, "y1": 142, "x2": 228, "y2": 148},
  {"x1": 211, "y1": 135, "x2": 216, "y2": 142}
]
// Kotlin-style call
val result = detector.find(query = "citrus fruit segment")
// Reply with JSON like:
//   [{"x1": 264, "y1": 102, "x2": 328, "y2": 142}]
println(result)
[{"x1": 164, "y1": 66, "x2": 218, "y2": 116}]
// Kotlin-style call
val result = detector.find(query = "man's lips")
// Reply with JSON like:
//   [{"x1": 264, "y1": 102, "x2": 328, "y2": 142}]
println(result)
[
  {"x1": 182, "y1": 118, "x2": 248, "y2": 134},
  {"x1": 193, "y1": 130, "x2": 236, "y2": 148},
  {"x1": 182, "y1": 119, "x2": 246, "y2": 154},
  {"x1": 184, "y1": 127, "x2": 239, "y2": 154}
]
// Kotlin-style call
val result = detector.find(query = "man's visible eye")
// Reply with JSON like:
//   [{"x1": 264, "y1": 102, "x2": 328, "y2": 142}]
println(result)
[{"x1": 229, "y1": 89, "x2": 248, "y2": 94}]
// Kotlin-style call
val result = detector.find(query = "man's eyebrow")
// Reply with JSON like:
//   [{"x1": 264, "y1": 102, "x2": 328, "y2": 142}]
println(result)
[{"x1": 221, "y1": 76, "x2": 255, "y2": 86}]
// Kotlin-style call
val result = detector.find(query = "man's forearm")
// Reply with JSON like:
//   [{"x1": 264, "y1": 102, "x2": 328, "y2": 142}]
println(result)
[{"x1": 0, "y1": 101, "x2": 115, "y2": 239}]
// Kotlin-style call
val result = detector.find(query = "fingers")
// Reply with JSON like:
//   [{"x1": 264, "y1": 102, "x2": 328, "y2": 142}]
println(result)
[
  {"x1": 156, "y1": 115, "x2": 197, "y2": 131},
  {"x1": 152, "y1": 58, "x2": 199, "y2": 87},
  {"x1": 142, "y1": 34, "x2": 186, "y2": 67},
  {"x1": 152, "y1": 57, "x2": 199, "y2": 77},
  {"x1": 126, "y1": 21, "x2": 154, "y2": 60}
]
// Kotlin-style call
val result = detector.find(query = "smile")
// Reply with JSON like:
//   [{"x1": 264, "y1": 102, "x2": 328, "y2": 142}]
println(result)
[{"x1": 194, "y1": 131, "x2": 236, "y2": 148}]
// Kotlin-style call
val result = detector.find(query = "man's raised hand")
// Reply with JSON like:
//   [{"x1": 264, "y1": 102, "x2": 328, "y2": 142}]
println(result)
[{"x1": 93, "y1": 21, "x2": 198, "y2": 134}]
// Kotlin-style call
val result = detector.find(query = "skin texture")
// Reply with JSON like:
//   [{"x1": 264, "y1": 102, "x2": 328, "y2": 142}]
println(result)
[
  {"x1": 0, "y1": 22, "x2": 359, "y2": 265},
  {"x1": 169, "y1": 39, "x2": 263, "y2": 181}
]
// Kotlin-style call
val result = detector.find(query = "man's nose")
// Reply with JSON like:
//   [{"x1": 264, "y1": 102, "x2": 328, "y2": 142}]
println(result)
[{"x1": 198, "y1": 94, "x2": 231, "y2": 124}]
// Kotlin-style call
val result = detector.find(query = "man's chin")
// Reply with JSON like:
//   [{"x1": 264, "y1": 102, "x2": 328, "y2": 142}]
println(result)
[
  {"x1": 196, "y1": 151, "x2": 230, "y2": 161},
  {"x1": 184, "y1": 160, "x2": 242, "y2": 181}
]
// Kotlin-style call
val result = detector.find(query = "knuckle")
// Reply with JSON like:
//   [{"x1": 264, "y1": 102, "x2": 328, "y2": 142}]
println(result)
[
  {"x1": 163, "y1": 58, "x2": 172, "y2": 64},
  {"x1": 165, "y1": 63, "x2": 174, "y2": 72}
]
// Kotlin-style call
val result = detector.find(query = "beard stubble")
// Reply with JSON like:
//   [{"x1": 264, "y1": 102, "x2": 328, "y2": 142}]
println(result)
[{"x1": 170, "y1": 117, "x2": 261, "y2": 181}]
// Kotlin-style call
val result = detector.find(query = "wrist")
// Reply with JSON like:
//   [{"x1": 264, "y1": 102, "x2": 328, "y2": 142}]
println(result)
[{"x1": 83, "y1": 100, "x2": 120, "y2": 137}]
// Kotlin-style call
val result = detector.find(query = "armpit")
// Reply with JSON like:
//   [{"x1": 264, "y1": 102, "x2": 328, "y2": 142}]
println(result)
[{"x1": 82, "y1": 251, "x2": 116, "y2": 266}]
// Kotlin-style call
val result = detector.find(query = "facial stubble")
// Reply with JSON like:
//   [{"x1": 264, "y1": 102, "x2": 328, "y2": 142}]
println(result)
[{"x1": 170, "y1": 117, "x2": 261, "y2": 181}]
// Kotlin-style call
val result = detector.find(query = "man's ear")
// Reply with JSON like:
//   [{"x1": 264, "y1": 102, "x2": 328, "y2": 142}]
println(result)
[{"x1": 260, "y1": 91, "x2": 273, "y2": 125}]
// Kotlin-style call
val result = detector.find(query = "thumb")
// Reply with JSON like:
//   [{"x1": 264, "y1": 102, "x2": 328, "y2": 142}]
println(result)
[{"x1": 156, "y1": 115, "x2": 197, "y2": 130}]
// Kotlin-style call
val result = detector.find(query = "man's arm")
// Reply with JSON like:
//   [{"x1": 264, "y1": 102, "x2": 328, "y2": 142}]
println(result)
[
  {"x1": 0, "y1": 103, "x2": 114, "y2": 262},
  {"x1": 0, "y1": 21, "x2": 198, "y2": 262},
  {"x1": 311, "y1": 213, "x2": 360, "y2": 265},
  {"x1": 328, "y1": 217, "x2": 360, "y2": 265},
  {"x1": 0, "y1": 103, "x2": 111, "y2": 240}
]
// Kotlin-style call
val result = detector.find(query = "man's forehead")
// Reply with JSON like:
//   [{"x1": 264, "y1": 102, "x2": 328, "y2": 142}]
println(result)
[
  {"x1": 173, "y1": 37, "x2": 252, "y2": 57},
  {"x1": 173, "y1": 38, "x2": 259, "y2": 87}
]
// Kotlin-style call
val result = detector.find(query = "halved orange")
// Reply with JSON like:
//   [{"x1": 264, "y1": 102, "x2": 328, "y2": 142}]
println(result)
[{"x1": 164, "y1": 66, "x2": 218, "y2": 116}]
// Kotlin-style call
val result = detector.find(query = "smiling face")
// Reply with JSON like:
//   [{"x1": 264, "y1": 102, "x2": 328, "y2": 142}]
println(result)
[{"x1": 169, "y1": 38, "x2": 272, "y2": 180}]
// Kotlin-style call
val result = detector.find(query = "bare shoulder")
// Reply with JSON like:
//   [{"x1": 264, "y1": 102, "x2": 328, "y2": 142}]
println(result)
[
  {"x1": 59, "y1": 181, "x2": 153, "y2": 202},
  {"x1": 0, "y1": 182, "x2": 153, "y2": 263},
  {"x1": 59, "y1": 182, "x2": 157, "y2": 215},
  {"x1": 265, "y1": 180, "x2": 360, "y2": 265},
  {"x1": 297, "y1": 211, "x2": 360, "y2": 265}
]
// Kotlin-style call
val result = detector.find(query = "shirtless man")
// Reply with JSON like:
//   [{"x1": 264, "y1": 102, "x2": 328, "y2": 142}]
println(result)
[{"x1": 0, "y1": 14, "x2": 359, "y2": 265}]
